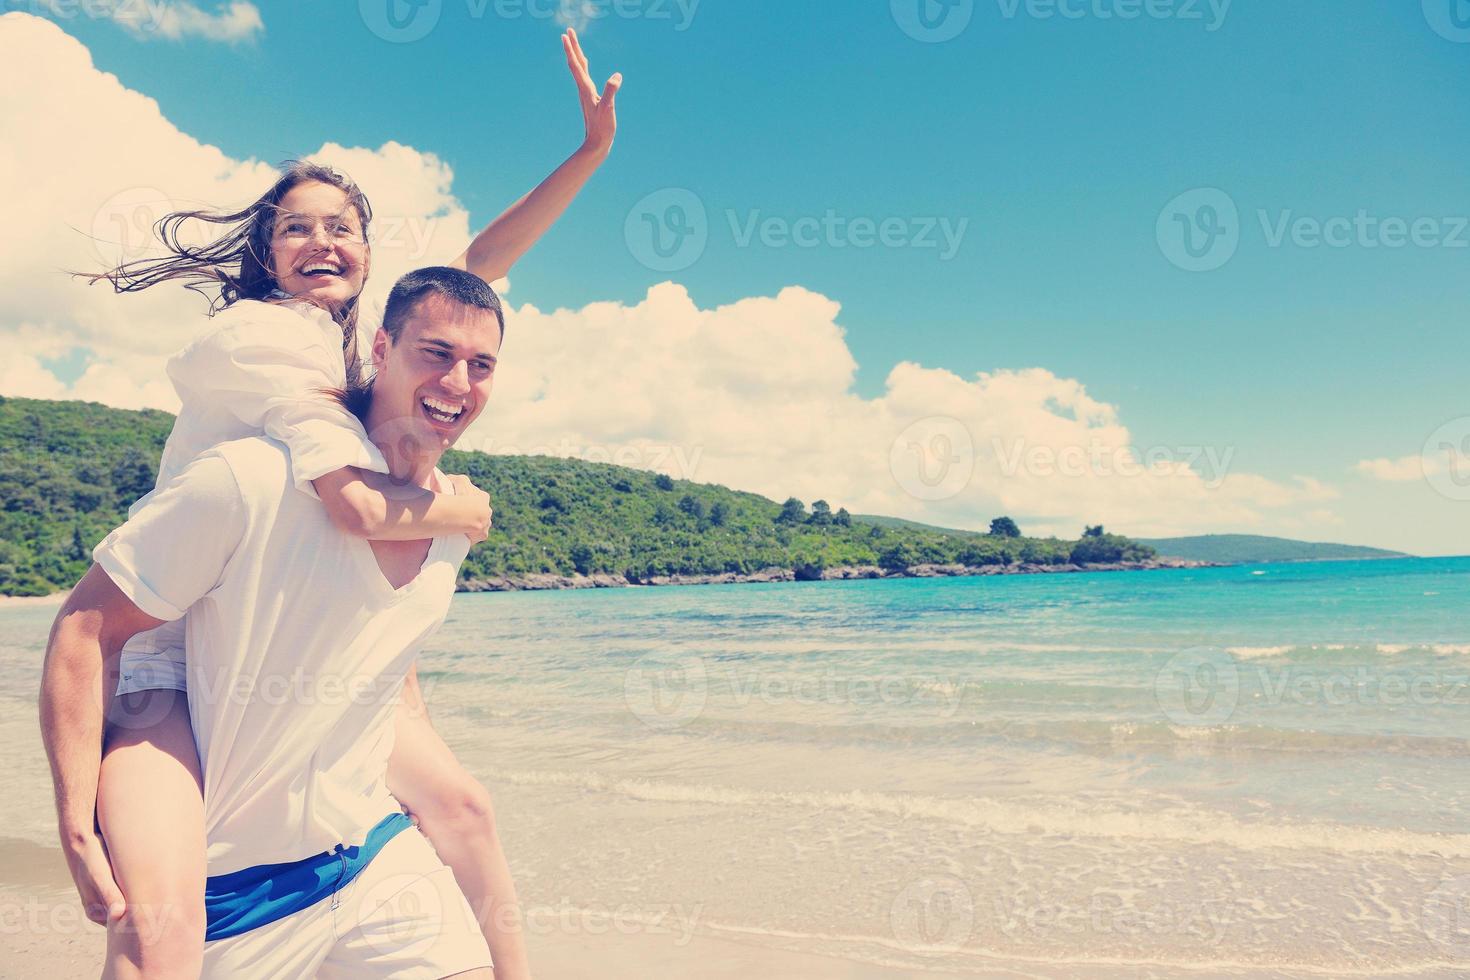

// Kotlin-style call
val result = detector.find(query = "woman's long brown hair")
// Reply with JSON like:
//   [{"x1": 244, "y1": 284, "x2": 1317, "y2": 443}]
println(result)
[{"x1": 84, "y1": 161, "x2": 374, "y2": 386}]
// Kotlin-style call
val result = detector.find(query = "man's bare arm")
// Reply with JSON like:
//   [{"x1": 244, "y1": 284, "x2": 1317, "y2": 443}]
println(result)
[{"x1": 39, "y1": 564, "x2": 164, "y2": 922}]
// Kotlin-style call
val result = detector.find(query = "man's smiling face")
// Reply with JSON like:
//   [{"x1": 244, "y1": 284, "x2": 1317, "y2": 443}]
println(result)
[{"x1": 366, "y1": 291, "x2": 502, "y2": 459}]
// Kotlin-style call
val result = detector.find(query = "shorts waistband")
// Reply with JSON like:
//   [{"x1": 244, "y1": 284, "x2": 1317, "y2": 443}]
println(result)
[{"x1": 203, "y1": 811, "x2": 411, "y2": 941}]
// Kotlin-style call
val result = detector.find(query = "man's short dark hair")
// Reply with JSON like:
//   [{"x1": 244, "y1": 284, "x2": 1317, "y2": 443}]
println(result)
[
  {"x1": 382, "y1": 266, "x2": 505, "y2": 343},
  {"x1": 338, "y1": 266, "x2": 504, "y2": 419}
]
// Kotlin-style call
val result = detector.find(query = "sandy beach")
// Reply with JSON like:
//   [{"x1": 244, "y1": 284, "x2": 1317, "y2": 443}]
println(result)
[
  {"x1": 0, "y1": 838, "x2": 962, "y2": 980},
  {"x1": 0, "y1": 592, "x2": 67, "y2": 609},
  {"x1": 6, "y1": 568, "x2": 1469, "y2": 979}
]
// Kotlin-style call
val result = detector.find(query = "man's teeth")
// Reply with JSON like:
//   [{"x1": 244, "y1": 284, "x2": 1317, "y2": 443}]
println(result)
[
  {"x1": 422, "y1": 397, "x2": 463, "y2": 422},
  {"x1": 301, "y1": 264, "x2": 342, "y2": 275}
]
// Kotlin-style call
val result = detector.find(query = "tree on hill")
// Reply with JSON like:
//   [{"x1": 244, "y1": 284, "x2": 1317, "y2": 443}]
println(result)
[
  {"x1": 1083, "y1": 524, "x2": 1105, "y2": 538},
  {"x1": 808, "y1": 500, "x2": 833, "y2": 525},
  {"x1": 111, "y1": 449, "x2": 156, "y2": 506},
  {"x1": 777, "y1": 497, "x2": 806, "y2": 525},
  {"x1": 989, "y1": 516, "x2": 1021, "y2": 538},
  {"x1": 878, "y1": 541, "x2": 918, "y2": 572},
  {"x1": 1070, "y1": 532, "x2": 1153, "y2": 564},
  {"x1": 654, "y1": 473, "x2": 675, "y2": 491},
  {"x1": 834, "y1": 507, "x2": 851, "y2": 527}
]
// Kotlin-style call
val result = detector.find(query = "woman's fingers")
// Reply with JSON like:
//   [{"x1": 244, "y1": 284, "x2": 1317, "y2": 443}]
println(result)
[
  {"x1": 562, "y1": 33, "x2": 587, "y2": 88},
  {"x1": 569, "y1": 27, "x2": 591, "y2": 74},
  {"x1": 562, "y1": 31, "x2": 596, "y2": 100},
  {"x1": 601, "y1": 73, "x2": 622, "y2": 106}
]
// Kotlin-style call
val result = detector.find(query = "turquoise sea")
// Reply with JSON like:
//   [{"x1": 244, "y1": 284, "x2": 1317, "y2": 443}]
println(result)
[{"x1": 3, "y1": 557, "x2": 1468, "y2": 977}]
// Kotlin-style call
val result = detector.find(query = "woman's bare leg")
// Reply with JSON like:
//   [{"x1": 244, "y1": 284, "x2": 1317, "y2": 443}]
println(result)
[
  {"x1": 96, "y1": 691, "x2": 206, "y2": 980},
  {"x1": 388, "y1": 666, "x2": 529, "y2": 980}
]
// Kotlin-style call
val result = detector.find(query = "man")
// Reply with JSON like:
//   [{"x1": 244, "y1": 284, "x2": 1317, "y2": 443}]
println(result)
[{"x1": 41, "y1": 267, "x2": 505, "y2": 978}]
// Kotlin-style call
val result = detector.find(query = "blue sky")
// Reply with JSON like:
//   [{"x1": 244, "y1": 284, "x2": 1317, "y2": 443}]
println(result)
[{"x1": 13, "y1": 0, "x2": 1470, "y2": 551}]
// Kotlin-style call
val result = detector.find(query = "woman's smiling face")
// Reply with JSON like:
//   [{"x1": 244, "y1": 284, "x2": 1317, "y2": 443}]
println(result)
[{"x1": 268, "y1": 181, "x2": 369, "y2": 310}]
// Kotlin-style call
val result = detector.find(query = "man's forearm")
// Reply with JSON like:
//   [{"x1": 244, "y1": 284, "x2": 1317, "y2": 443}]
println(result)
[
  {"x1": 40, "y1": 567, "x2": 162, "y2": 843},
  {"x1": 40, "y1": 615, "x2": 113, "y2": 842}
]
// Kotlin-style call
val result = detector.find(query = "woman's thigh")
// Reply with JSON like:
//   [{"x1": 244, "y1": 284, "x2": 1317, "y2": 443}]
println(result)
[{"x1": 98, "y1": 692, "x2": 207, "y2": 933}]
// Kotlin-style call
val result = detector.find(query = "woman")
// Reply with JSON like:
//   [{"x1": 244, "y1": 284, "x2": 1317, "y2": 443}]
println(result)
[{"x1": 67, "y1": 30, "x2": 619, "y2": 980}]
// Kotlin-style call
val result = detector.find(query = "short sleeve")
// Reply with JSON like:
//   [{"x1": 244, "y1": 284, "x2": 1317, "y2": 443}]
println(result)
[
  {"x1": 92, "y1": 454, "x2": 246, "y2": 622},
  {"x1": 167, "y1": 301, "x2": 388, "y2": 497}
]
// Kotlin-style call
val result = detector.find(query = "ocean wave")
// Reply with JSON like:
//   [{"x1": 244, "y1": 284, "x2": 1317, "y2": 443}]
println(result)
[
  {"x1": 659, "y1": 712, "x2": 1470, "y2": 759},
  {"x1": 1225, "y1": 645, "x2": 1293, "y2": 660},
  {"x1": 1217, "y1": 642, "x2": 1470, "y2": 662},
  {"x1": 700, "y1": 919, "x2": 1470, "y2": 977},
  {"x1": 486, "y1": 768, "x2": 1470, "y2": 858}
]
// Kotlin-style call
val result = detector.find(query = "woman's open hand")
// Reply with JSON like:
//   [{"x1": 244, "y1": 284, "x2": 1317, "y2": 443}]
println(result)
[{"x1": 563, "y1": 28, "x2": 620, "y2": 158}]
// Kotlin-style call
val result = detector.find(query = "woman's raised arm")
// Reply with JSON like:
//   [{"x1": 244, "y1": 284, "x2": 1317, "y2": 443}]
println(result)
[{"x1": 451, "y1": 28, "x2": 621, "y2": 284}]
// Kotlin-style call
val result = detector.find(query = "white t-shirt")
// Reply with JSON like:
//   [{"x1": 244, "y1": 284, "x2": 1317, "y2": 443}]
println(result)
[
  {"x1": 94, "y1": 436, "x2": 470, "y2": 875},
  {"x1": 145, "y1": 298, "x2": 388, "y2": 508},
  {"x1": 120, "y1": 299, "x2": 390, "y2": 665}
]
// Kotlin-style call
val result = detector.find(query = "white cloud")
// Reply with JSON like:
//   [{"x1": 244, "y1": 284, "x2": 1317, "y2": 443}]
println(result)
[
  {"x1": 469, "y1": 283, "x2": 1341, "y2": 539},
  {"x1": 0, "y1": 12, "x2": 473, "y2": 408},
  {"x1": 0, "y1": 11, "x2": 1348, "y2": 540},
  {"x1": 30, "y1": 0, "x2": 263, "y2": 42},
  {"x1": 556, "y1": 1, "x2": 597, "y2": 31},
  {"x1": 1355, "y1": 454, "x2": 1434, "y2": 482},
  {"x1": 148, "y1": 0, "x2": 263, "y2": 42}
]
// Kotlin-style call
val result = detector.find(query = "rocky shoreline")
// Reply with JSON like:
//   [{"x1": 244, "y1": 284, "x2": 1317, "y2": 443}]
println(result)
[{"x1": 457, "y1": 557, "x2": 1215, "y2": 593}]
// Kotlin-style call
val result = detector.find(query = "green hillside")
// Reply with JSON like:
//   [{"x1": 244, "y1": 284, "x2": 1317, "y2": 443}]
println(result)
[
  {"x1": 850, "y1": 514, "x2": 983, "y2": 536},
  {"x1": 0, "y1": 396, "x2": 1156, "y2": 596},
  {"x1": 1136, "y1": 534, "x2": 1409, "y2": 564}
]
